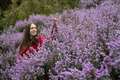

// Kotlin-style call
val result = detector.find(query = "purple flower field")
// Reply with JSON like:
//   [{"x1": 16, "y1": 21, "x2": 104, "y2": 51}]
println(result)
[{"x1": 0, "y1": 0, "x2": 120, "y2": 80}]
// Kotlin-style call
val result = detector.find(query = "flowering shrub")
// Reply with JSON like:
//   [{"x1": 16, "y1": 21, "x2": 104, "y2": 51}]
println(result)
[{"x1": 0, "y1": 0, "x2": 120, "y2": 80}]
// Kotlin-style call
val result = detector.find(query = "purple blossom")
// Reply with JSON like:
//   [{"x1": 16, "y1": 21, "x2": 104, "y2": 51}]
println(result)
[{"x1": 0, "y1": 0, "x2": 120, "y2": 80}]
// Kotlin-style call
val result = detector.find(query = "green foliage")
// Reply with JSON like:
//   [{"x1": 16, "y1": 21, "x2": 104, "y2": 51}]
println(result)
[{"x1": 0, "y1": 0, "x2": 80, "y2": 31}]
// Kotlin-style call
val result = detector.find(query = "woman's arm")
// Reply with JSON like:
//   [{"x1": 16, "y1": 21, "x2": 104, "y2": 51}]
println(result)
[
  {"x1": 37, "y1": 34, "x2": 46, "y2": 47},
  {"x1": 50, "y1": 17, "x2": 59, "y2": 40}
]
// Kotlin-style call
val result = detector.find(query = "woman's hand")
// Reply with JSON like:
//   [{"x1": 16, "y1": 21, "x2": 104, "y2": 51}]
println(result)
[{"x1": 52, "y1": 17, "x2": 59, "y2": 24}]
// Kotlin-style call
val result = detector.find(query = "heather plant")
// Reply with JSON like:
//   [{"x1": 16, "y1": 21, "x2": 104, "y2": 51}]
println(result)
[{"x1": 0, "y1": 0, "x2": 120, "y2": 80}]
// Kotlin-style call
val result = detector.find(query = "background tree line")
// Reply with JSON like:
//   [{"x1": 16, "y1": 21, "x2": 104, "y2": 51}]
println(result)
[{"x1": 0, "y1": 0, "x2": 80, "y2": 31}]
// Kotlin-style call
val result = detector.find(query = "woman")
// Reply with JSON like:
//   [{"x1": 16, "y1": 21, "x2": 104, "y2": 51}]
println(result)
[
  {"x1": 17, "y1": 18, "x2": 58, "y2": 80},
  {"x1": 18, "y1": 23, "x2": 46, "y2": 58},
  {"x1": 18, "y1": 17, "x2": 58, "y2": 58}
]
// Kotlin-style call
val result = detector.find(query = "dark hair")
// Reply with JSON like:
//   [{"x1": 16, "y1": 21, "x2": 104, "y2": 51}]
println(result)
[{"x1": 19, "y1": 23, "x2": 39, "y2": 55}]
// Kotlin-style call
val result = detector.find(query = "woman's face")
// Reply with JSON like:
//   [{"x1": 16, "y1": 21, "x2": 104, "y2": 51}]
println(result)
[{"x1": 30, "y1": 23, "x2": 37, "y2": 36}]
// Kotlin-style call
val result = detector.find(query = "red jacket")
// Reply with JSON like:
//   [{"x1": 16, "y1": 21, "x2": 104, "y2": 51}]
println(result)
[{"x1": 20, "y1": 34, "x2": 46, "y2": 57}]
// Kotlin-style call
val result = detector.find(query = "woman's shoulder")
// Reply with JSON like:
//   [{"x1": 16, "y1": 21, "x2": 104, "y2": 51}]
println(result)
[
  {"x1": 37, "y1": 34, "x2": 46, "y2": 40},
  {"x1": 37, "y1": 34, "x2": 46, "y2": 44}
]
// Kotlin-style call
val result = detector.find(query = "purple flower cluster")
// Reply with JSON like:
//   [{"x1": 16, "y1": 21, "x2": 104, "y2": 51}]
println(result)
[{"x1": 0, "y1": 0, "x2": 120, "y2": 80}]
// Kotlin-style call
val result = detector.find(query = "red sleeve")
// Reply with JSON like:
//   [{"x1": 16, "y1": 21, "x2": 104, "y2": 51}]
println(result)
[
  {"x1": 37, "y1": 34, "x2": 46, "y2": 47},
  {"x1": 19, "y1": 47, "x2": 29, "y2": 57}
]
